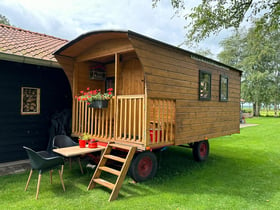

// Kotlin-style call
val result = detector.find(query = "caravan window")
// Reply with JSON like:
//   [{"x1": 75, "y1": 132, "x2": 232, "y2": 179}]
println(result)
[
  {"x1": 199, "y1": 70, "x2": 211, "y2": 101},
  {"x1": 219, "y1": 75, "x2": 228, "y2": 101}
]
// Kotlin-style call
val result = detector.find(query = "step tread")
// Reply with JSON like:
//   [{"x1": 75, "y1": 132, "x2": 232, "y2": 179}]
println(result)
[
  {"x1": 109, "y1": 143, "x2": 132, "y2": 151},
  {"x1": 94, "y1": 178, "x2": 114, "y2": 190},
  {"x1": 104, "y1": 154, "x2": 126, "y2": 163},
  {"x1": 99, "y1": 166, "x2": 121, "y2": 176}
]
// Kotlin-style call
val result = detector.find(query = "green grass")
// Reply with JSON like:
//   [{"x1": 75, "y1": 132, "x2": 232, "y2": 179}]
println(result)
[{"x1": 1, "y1": 117, "x2": 280, "y2": 209}]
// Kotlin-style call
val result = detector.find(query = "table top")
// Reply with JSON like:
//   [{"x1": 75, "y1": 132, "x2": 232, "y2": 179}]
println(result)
[{"x1": 53, "y1": 145, "x2": 105, "y2": 157}]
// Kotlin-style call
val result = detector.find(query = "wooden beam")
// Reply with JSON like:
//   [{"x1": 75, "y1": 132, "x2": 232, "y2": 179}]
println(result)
[{"x1": 76, "y1": 39, "x2": 134, "y2": 62}]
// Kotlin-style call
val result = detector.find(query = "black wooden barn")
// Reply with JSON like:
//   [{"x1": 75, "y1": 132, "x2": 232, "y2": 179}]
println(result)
[{"x1": 0, "y1": 24, "x2": 71, "y2": 163}]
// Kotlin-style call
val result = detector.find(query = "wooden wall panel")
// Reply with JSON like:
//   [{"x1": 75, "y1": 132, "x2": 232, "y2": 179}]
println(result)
[
  {"x1": 118, "y1": 58, "x2": 144, "y2": 95},
  {"x1": 74, "y1": 62, "x2": 105, "y2": 96},
  {"x1": 130, "y1": 36, "x2": 241, "y2": 145}
]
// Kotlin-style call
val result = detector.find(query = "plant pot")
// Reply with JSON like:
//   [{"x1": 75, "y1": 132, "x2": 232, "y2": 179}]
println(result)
[
  {"x1": 79, "y1": 139, "x2": 86, "y2": 148},
  {"x1": 88, "y1": 100, "x2": 108, "y2": 108},
  {"x1": 149, "y1": 129, "x2": 162, "y2": 143},
  {"x1": 88, "y1": 141, "x2": 97, "y2": 148}
]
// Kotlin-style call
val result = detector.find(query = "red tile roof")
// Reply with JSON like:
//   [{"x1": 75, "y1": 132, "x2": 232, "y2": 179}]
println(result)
[{"x1": 0, "y1": 24, "x2": 68, "y2": 62}]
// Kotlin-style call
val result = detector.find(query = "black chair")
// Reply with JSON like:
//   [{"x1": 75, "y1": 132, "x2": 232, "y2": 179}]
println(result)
[
  {"x1": 23, "y1": 146, "x2": 65, "y2": 200},
  {"x1": 53, "y1": 135, "x2": 84, "y2": 174}
]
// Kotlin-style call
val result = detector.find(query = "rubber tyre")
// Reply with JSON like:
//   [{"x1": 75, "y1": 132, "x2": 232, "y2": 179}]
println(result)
[
  {"x1": 192, "y1": 140, "x2": 209, "y2": 162},
  {"x1": 129, "y1": 151, "x2": 158, "y2": 182}
]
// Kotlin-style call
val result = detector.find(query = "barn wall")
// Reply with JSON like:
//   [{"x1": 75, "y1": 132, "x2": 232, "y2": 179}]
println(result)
[
  {"x1": 130, "y1": 37, "x2": 241, "y2": 145},
  {"x1": 0, "y1": 60, "x2": 72, "y2": 163}
]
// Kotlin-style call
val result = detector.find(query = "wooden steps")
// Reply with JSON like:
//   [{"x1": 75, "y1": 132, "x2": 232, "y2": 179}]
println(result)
[{"x1": 87, "y1": 142, "x2": 136, "y2": 201}]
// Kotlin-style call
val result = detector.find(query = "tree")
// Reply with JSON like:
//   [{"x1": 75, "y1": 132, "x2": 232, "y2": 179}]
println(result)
[
  {"x1": 153, "y1": 0, "x2": 280, "y2": 43},
  {"x1": 218, "y1": 23, "x2": 280, "y2": 117},
  {"x1": 0, "y1": 15, "x2": 11, "y2": 25}
]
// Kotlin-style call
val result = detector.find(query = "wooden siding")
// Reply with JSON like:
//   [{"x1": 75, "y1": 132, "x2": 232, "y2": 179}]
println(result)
[
  {"x1": 130, "y1": 36, "x2": 241, "y2": 145},
  {"x1": 117, "y1": 57, "x2": 144, "y2": 95},
  {"x1": 0, "y1": 60, "x2": 72, "y2": 162}
]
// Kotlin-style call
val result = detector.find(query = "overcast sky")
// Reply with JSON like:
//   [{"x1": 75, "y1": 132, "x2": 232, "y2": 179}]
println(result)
[{"x1": 0, "y1": 0, "x2": 231, "y2": 58}]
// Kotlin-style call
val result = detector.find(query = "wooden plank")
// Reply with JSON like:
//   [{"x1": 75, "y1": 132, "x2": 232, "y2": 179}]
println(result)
[
  {"x1": 93, "y1": 178, "x2": 114, "y2": 190},
  {"x1": 119, "y1": 98, "x2": 123, "y2": 139},
  {"x1": 124, "y1": 98, "x2": 127, "y2": 139},
  {"x1": 133, "y1": 98, "x2": 136, "y2": 141},
  {"x1": 99, "y1": 166, "x2": 121, "y2": 176},
  {"x1": 94, "y1": 109, "x2": 98, "y2": 136},
  {"x1": 128, "y1": 98, "x2": 132, "y2": 140},
  {"x1": 77, "y1": 38, "x2": 134, "y2": 62},
  {"x1": 104, "y1": 155, "x2": 126, "y2": 163}
]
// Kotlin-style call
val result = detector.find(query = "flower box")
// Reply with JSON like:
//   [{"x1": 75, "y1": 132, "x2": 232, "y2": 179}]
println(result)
[{"x1": 88, "y1": 100, "x2": 108, "y2": 108}]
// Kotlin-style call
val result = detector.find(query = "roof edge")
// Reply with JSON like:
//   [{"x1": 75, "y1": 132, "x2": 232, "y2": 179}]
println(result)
[
  {"x1": 54, "y1": 30, "x2": 128, "y2": 55},
  {"x1": 0, "y1": 24, "x2": 68, "y2": 42},
  {"x1": 0, "y1": 52, "x2": 61, "y2": 68}
]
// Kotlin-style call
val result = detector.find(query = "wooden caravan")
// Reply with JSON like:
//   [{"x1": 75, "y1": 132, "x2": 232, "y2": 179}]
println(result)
[{"x1": 54, "y1": 30, "x2": 241, "y2": 182}]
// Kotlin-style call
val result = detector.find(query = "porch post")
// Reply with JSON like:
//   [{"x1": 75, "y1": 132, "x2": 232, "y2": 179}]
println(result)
[{"x1": 114, "y1": 53, "x2": 120, "y2": 139}]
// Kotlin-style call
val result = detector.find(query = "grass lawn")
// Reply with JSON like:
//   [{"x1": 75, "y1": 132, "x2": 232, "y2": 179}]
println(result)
[{"x1": 1, "y1": 117, "x2": 279, "y2": 209}]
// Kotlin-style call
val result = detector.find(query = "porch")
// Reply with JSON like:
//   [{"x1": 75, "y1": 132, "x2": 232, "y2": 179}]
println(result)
[{"x1": 72, "y1": 95, "x2": 176, "y2": 150}]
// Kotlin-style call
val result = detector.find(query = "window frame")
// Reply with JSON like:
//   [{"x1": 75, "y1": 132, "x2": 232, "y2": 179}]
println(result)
[
  {"x1": 219, "y1": 75, "x2": 229, "y2": 102},
  {"x1": 21, "y1": 87, "x2": 40, "y2": 115},
  {"x1": 199, "y1": 70, "x2": 212, "y2": 101}
]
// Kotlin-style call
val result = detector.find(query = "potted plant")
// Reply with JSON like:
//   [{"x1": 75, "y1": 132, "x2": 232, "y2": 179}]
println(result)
[
  {"x1": 78, "y1": 133, "x2": 91, "y2": 148},
  {"x1": 75, "y1": 87, "x2": 113, "y2": 108},
  {"x1": 88, "y1": 139, "x2": 98, "y2": 148}
]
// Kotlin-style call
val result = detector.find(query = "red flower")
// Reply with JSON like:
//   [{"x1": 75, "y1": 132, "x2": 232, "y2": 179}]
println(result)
[
  {"x1": 108, "y1": 92, "x2": 112, "y2": 95},
  {"x1": 80, "y1": 90, "x2": 84, "y2": 94},
  {"x1": 86, "y1": 87, "x2": 90, "y2": 91},
  {"x1": 107, "y1": 88, "x2": 113, "y2": 92}
]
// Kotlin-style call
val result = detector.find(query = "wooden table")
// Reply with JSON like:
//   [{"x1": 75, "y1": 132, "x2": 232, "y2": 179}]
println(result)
[{"x1": 53, "y1": 145, "x2": 105, "y2": 157}]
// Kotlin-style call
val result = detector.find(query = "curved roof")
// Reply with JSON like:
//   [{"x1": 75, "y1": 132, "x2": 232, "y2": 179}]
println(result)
[
  {"x1": 54, "y1": 30, "x2": 128, "y2": 58},
  {"x1": 54, "y1": 30, "x2": 242, "y2": 73}
]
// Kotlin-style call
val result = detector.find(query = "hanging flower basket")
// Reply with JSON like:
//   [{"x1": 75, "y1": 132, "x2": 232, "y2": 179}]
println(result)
[
  {"x1": 88, "y1": 100, "x2": 108, "y2": 108},
  {"x1": 75, "y1": 87, "x2": 113, "y2": 109}
]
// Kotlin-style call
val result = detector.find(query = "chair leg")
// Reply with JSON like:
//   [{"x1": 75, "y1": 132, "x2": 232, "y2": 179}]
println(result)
[
  {"x1": 78, "y1": 157, "x2": 84, "y2": 174},
  {"x1": 61, "y1": 165, "x2": 64, "y2": 175},
  {"x1": 50, "y1": 170, "x2": 53, "y2": 184},
  {"x1": 58, "y1": 166, "x2": 65, "y2": 192},
  {"x1": 25, "y1": 169, "x2": 33, "y2": 191},
  {"x1": 36, "y1": 173, "x2": 42, "y2": 200}
]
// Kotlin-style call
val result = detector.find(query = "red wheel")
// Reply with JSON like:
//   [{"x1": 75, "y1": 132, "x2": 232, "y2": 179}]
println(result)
[
  {"x1": 129, "y1": 151, "x2": 157, "y2": 182},
  {"x1": 192, "y1": 140, "x2": 209, "y2": 162},
  {"x1": 137, "y1": 156, "x2": 153, "y2": 177}
]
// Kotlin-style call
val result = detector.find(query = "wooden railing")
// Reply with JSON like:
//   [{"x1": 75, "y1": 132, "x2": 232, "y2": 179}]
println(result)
[
  {"x1": 72, "y1": 95, "x2": 175, "y2": 148},
  {"x1": 72, "y1": 98, "x2": 115, "y2": 140},
  {"x1": 115, "y1": 95, "x2": 145, "y2": 144},
  {"x1": 148, "y1": 98, "x2": 176, "y2": 145}
]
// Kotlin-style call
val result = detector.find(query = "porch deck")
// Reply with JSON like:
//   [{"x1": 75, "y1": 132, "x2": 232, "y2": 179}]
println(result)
[{"x1": 72, "y1": 95, "x2": 176, "y2": 150}]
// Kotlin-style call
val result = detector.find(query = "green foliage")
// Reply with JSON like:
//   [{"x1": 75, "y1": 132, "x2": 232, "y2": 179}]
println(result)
[
  {"x1": 1, "y1": 118, "x2": 280, "y2": 209},
  {"x1": 218, "y1": 22, "x2": 280, "y2": 116},
  {"x1": 153, "y1": 0, "x2": 280, "y2": 43},
  {"x1": 78, "y1": 133, "x2": 91, "y2": 140},
  {"x1": 0, "y1": 14, "x2": 11, "y2": 25}
]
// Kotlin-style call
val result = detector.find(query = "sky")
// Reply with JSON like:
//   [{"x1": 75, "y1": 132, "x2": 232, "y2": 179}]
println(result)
[{"x1": 0, "y1": 0, "x2": 231, "y2": 58}]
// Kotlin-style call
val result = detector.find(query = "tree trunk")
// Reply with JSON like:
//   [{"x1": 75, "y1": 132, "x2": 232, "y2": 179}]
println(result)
[
  {"x1": 274, "y1": 103, "x2": 278, "y2": 117},
  {"x1": 253, "y1": 102, "x2": 260, "y2": 117}
]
